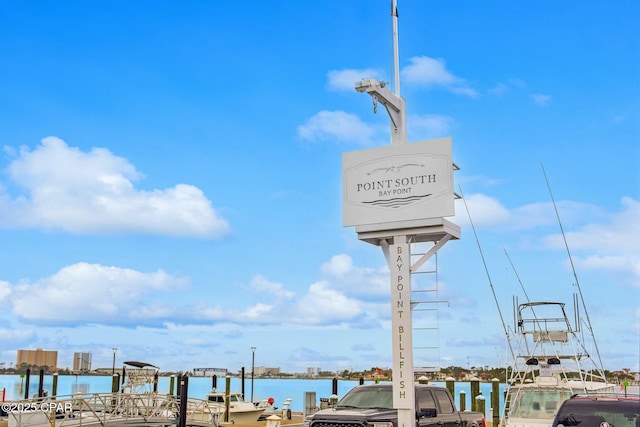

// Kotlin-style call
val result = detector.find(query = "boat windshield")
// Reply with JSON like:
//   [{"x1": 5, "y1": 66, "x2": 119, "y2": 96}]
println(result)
[
  {"x1": 510, "y1": 390, "x2": 573, "y2": 419},
  {"x1": 208, "y1": 394, "x2": 243, "y2": 403},
  {"x1": 337, "y1": 386, "x2": 393, "y2": 409}
]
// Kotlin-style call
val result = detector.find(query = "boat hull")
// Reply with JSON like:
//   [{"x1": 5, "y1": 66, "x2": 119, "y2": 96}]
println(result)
[{"x1": 225, "y1": 408, "x2": 265, "y2": 423}]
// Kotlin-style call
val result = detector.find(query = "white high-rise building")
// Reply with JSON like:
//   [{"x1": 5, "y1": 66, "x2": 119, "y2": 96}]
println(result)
[{"x1": 73, "y1": 352, "x2": 92, "y2": 372}]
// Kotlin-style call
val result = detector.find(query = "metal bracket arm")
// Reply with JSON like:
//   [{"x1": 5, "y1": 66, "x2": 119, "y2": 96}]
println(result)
[{"x1": 355, "y1": 78, "x2": 407, "y2": 145}]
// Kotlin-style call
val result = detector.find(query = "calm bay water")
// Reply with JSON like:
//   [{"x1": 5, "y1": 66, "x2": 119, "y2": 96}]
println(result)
[{"x1": 0, "y1": 374, "x2": 505, "y2": 415}]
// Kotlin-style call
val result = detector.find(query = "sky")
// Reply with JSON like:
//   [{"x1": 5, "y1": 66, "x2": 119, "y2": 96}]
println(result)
[{"x1": 0, "y1": 1, "x2": 638, "y2": 376}]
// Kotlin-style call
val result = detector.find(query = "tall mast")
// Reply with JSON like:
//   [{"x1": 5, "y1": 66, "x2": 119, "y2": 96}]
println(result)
[
  {"x1": 392, "y1": 0, "x2": 400, "y2": 96},
  {"x1": 354, "y1": 0, "x2": 406, "y2": 145}
]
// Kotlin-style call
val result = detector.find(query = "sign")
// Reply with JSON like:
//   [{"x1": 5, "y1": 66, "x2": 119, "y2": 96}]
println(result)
[
  {"x1": 390, "y1": 238, "x2": 415, "y2": 410},
  {"x1": 343, "y1": 137, "x2": 454, "y2": 228}
]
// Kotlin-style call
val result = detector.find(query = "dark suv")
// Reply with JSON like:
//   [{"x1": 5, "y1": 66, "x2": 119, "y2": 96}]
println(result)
[{"x1": 552, "y1": 394, "x2": 640, "y2": 427}]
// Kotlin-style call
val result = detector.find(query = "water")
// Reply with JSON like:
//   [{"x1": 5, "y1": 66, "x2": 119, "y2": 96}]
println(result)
[{"x1": 0, "y1": 374, "x2": 506, "y2": 415}]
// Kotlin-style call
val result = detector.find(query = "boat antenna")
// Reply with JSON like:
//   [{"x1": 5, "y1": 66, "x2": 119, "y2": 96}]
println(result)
[
  {"x1": 541, "y1": 164, "x2": 606, "y2": 372},
  {"x1": 460, "y1": 186, "x2": 515, "y2": 360}
]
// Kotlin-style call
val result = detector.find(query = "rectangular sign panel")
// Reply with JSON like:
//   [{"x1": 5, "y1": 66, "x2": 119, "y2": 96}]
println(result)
[
  {"x1": 343, "y1": 137, "x2": 454, "y2": 227},
  {"x1": 390, "y1": 238, "x2": 415, "y2": 410}
]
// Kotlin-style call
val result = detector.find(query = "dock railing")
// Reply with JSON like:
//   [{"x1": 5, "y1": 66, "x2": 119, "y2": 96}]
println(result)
[{"x1": 4, "y1": 392, "x2": 219, "y2": 427}]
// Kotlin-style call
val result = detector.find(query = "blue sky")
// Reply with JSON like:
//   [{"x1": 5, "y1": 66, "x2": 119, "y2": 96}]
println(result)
[{"x1": 0, "y1": 1, "x2": 638, "y2": 375}]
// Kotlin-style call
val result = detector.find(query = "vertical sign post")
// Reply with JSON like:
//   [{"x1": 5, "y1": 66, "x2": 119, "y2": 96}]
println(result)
[
  {"x1": 345, "y1": 4, "x2": 459, "y2": 427},
  {"x1": 388, "y1": 236, "x2": 415, "y2": 427}
]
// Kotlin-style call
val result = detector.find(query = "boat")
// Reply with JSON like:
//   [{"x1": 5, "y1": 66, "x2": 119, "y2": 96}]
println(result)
[
  {"x1": 121, "y1": 360, "x2": 159, "y2": 393},
  {"x1": 464, "y1": 172, "x2": 616, "y2": 427},
  {"x1": 501, "y1": 300, "x2": 614, "y2": 427},
  {"x1": 255, "y1": 397, "x2": 277, "y2": 420},
  {"x1": 205, "y1": 390, "x2": 265, "y2": 423},
  {"x1": 256, "y1": 397, "x2": 292, "y2": 420}
]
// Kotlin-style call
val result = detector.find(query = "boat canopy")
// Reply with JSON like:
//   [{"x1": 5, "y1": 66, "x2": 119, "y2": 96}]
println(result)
[{"x1": 123, "y1": 361, "x2": 158, "y2": 369}]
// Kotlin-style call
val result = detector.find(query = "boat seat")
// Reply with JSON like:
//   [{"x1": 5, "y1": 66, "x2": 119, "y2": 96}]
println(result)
[
  {"x1": 545, "y1": 401, "x2": 557, "y2": 411},
  {"x1": 531, "y1": 402, "x2": 541, "y2": 411}
]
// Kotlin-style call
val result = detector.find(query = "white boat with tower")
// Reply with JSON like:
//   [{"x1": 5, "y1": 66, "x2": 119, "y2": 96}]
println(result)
[
  {"x1": 469, "y1": 171, "x2": 617, "y2": 427},
  {"x1": 500, "y1": 299, "x2": 613, "y2": 427}
]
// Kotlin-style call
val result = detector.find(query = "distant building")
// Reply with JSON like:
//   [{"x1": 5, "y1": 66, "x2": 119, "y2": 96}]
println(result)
[
  {"x1": 306, "y1": 367, "x2": 321, "y2": 376},
  {"x1": 192, "y1": 367, "x2": 228, "y2": 377},
  {"x1": 255, "y1": 366, "x2": 280, "y2": 376},
  {"x1": 16, "y1": 348, "x2": 58, "y2": 370},
  {"x1": 73, "y1": 352, "x2": 92, "y2": 372}
]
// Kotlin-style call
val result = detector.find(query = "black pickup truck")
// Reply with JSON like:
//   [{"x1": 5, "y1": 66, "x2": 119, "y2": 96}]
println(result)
[{"x1": 307, "y1": 383, "x2": 485, "y2": 427}]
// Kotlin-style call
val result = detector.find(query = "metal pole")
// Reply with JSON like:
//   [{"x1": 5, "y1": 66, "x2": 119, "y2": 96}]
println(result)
[
  {"x1": 178, "y1": 375, "x2": 188, "y2": 427},
  {"x1": 24, "y1": 368, "x2": 30, "y2": 399},
  {"x1": 392, "y1": 0, "x2": 400, "y2": 96},
  {"x1": 52, "y1": 373, "x2": 58, "y2": 397},
  {"x1": 250, "y1": 347, "x2": 256, "y2": 403},
  {"x1": 112, "y1": 348, "x2": 117, "y2": 375},
  {"x1": 38, "y1": 369, "x2": 44, "y2": 398},
  {"x1": 241, "y1": 368, "x2": 245, "y2": 400}
]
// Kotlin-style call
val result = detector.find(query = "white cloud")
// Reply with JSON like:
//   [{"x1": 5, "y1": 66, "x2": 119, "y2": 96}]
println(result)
[
  {"x1": 487, "y1": 79, "x2": 527, "y2": 96},
  {"x1": 249, "y1": 274, "x2": 295, "y2": 299},
  {"x1": 0, "y1": 137, "x2": 230, "y2": 238},
  {"x1": 543, "y1": 197, "x2": 640, "y2": 285},
  {"x1": 487, "y1": 83, "x2": 509, "y2": 96},
  {"x1": 10, "y1": 262, "x2": 189, "y2": 325},
  {"x1": 0, "y1": 328, "x2": 34, "y2": 341},
  {"x1": 454, "y1": 193, "x2": 511, "y2": 227},
  {"x1": 457, "y1": 192, "x2": 639, "y2": 287},
  {"x1": 575, "y1": 255, "x2": 640, "y2": 287},
  {"x1": 455, "y1": 193, "x2": 608, "y2": 232},
  {"x1": 401, "y1": 56, "x2": 478, "y2": 98},
  {"x1": 321, "y1": 254, "x2": 388, "y2": 298},
  {"x1": 0, "y1": 254, "x2": 391, "y2": 329},
  {"x1": 510, "y1": 200, "x2": 591, "y2": 230},
  {"x1": 297, "y1": 110, "x2": 382, "y2": 146},
  {"x1": 321, "y1": 254, "x2": 354, "y2": 276},
  {"x1": 531, "y1": 93, "x2": 551, "y2": 106},
  {"x1": 327, "y1": 68, "x2": 384, "y2": 92},
  {"x1": 0, "y1": 280, "x2": 12, "y2": 300},
  {"x1": 183, "y1": 254, "x2": 389, "y2": 327},
  {"x1": 292, "y1": 281, "x2": 363, "y2": 325},
  {"x1": 232, "y1": 303, "x2": 275, "y2": 322},
  {"x1": 408, "y1": 114, "x2": 454, "y2": 140},
  {"x1": 567, "y1": 198, "x2": 639, "y2": 251},
  {"x1": 48, "y1": 254, "x2": 387, "y2": 328}
]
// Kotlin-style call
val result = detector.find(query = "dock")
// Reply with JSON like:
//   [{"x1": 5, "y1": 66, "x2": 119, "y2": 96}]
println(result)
[
  {"x1": 1, "y1": 392, "x2": 219, "y2": 427},
  {"x1": 223, "y1": 413, "x2": 305, "y2": 427}
]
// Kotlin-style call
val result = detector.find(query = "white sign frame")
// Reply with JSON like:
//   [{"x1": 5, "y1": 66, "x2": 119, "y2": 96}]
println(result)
[{"x1": 343, "y1": 137, "x2": 454, "y2": 228}]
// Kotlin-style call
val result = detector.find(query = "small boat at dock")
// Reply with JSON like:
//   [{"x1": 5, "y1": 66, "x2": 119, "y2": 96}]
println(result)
[{"x1": 205, "y1": 390, "x2": 265, "y2": 423}]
